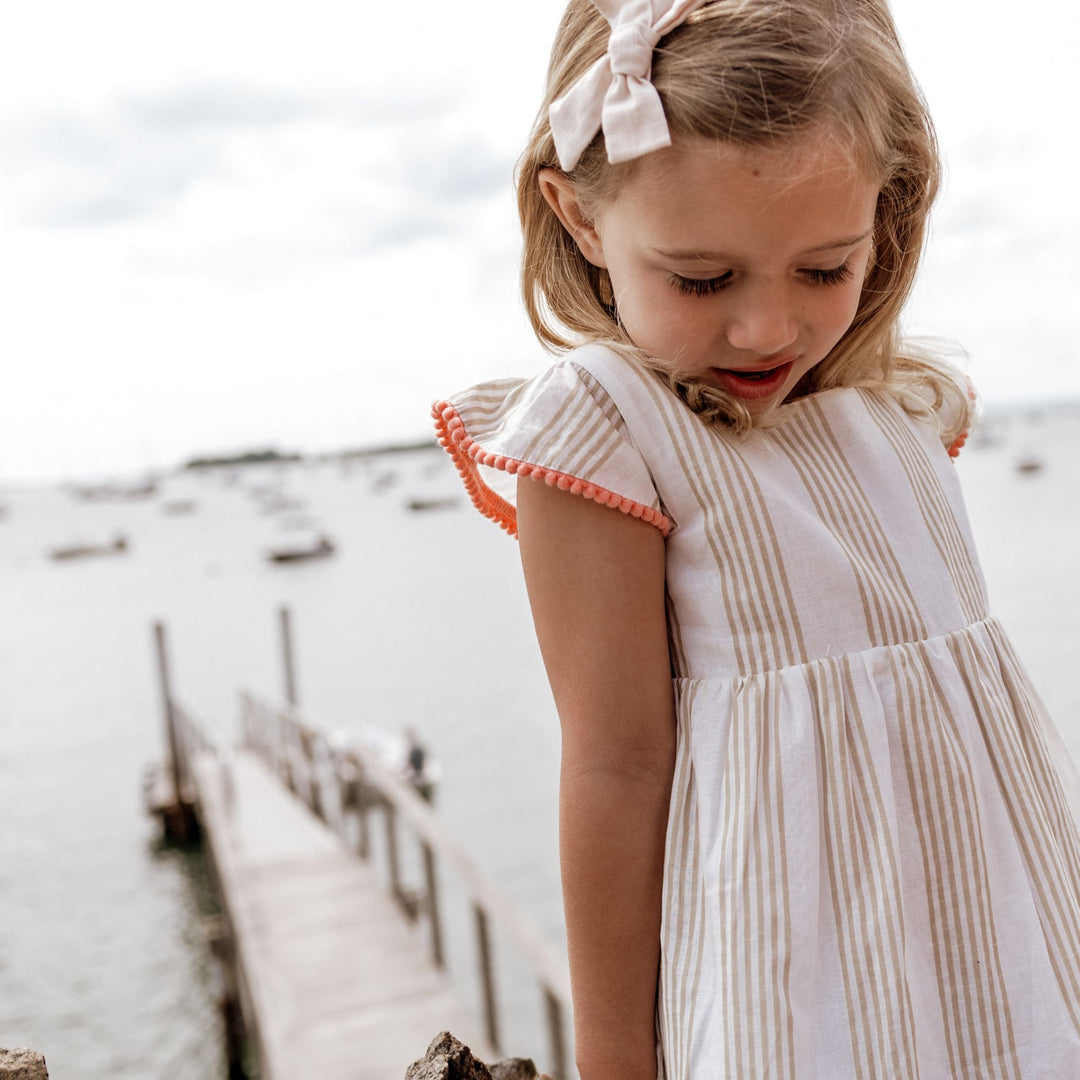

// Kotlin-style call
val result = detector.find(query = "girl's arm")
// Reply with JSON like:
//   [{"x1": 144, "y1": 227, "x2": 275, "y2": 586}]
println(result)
[{"x1": 517, "y1": 478, "x2": 675, "y2": 1080}]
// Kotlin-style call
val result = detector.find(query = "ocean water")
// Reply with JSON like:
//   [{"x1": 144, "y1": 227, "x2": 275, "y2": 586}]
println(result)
[{"x1": 0, "y1": 404, "x2": 1078, "y2": 1077}]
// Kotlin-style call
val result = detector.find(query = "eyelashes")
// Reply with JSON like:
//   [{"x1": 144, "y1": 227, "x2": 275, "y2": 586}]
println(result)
[
  {"x1": 802, "y1": 263, "x2": 855, "y2": 287},
  {"x1": 670, "y1": 262, "x2": 855, "y2": 297},
  {"x1": 671, "y1": 273, "x2": 733, "y2": 297}
]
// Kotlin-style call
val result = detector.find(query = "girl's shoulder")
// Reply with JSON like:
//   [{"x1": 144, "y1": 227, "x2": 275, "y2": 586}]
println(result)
[
  {"x1": 877, "y1": 354, "x2": 976, "y2": 459},
  {"x1": 432, "y1": 345, "x2": 671, "y2": 539}
]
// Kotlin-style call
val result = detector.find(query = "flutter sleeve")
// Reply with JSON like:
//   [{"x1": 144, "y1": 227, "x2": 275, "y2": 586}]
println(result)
[
  {"x1": 432, "y1": 359, "x2": 671, "y2": 539},
  {"x1": 914, "y1": 369, "x2": 977, "y2": 459}
]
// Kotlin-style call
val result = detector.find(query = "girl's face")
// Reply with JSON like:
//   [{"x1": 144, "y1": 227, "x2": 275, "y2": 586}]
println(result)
[{"x1": 543, "y1": 135, "x2": 881, "y2": 410}]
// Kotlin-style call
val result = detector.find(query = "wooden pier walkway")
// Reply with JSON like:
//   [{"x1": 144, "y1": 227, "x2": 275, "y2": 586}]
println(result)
[
  {"x1": 148, "y1": 620, "x2": 571, "y2": 1080},
  {"x1": 192, "y1": 748, "x2": 490, "y2": 1078}
]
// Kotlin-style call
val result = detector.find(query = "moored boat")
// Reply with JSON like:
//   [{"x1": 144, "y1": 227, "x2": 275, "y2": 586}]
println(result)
[{"x1": 265, "y1": 535, "x2": 336, "y2": 563}]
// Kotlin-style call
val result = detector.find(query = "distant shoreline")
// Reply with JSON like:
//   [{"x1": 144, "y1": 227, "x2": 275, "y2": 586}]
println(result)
[{"x1": 5, "y1": 398, "x2": 1079, "y2": 492}]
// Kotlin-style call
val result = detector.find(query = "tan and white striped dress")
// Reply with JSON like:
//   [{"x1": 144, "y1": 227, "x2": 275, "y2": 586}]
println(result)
[{"x1": 434, "y1": 343, "x2": 1080, "y2": 1079}]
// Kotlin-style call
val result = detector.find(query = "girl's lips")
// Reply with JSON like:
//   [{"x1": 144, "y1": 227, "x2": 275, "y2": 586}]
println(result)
[{"x1": 709, "y1": 360, "x2": 796, "y2": 401}]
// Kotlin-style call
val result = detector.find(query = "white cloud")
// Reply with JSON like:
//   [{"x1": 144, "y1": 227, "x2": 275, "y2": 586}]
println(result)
[{"x1": 0, "y1": 0, "x2": 1076, "y2": 483}]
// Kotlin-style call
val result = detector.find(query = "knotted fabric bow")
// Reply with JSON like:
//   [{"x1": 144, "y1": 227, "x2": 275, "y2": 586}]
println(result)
[{"x1": 548, "y1": 0, "x2": 708, "y2": 170}]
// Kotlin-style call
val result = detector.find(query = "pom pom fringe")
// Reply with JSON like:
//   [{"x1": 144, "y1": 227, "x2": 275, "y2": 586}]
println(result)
[{"x1": 431, "y1": 401, "x2": 671, "y2": 539}]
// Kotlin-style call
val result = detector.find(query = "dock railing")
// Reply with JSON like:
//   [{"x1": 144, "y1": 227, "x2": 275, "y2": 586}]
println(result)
[
  {"x1": 148, "y1": 676, "x2": 273, "y2": 1078},
  {"x1": 238, "y1": 689, "x2": 572, "y2": 1079}
]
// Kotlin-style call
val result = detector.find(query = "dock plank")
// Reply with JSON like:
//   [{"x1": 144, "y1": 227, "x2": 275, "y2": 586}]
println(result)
[{"x1": 192, "y1": 749, "x2": 492, "y2": 1080}]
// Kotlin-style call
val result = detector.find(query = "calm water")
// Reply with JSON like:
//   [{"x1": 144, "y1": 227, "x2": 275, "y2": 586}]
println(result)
[{"x1": 1, "y1": 405, "x2": 1078, "y2": 1077}]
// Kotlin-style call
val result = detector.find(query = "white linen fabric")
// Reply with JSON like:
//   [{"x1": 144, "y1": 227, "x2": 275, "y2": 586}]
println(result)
[
  {"x1": 548, "y1": 0, "x2": 708, "y2": 169},
  {"x1": 437, "y1": 343, "x2": 1080, "y2": 1079}
]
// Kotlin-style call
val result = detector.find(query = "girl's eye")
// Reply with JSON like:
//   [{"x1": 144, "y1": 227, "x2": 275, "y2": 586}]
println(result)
[
  {"x1": 670, "y1": 262, "x2": 854, "y2": 297},
  {"x1": 801, "y1": 262, "x2": 854, "y2": 286},
  {"x1": 670, "y1": 273, "x2": 733, "y2": 297}
]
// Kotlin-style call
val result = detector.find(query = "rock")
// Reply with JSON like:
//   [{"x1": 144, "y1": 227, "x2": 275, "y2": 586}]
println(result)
[
  {"x1": 404, "y1": 1032, "x2": 491, "y2": 1080},
  {"x1": 405, "y1": 1033, "x2": 553, "y2": 1080},
  {"x1": 490, "y1": 1058, "x2": 549, "y2": 1080},
  {"x1": 0, "y1": 1048, "x2": 49, "y2": 1079}
]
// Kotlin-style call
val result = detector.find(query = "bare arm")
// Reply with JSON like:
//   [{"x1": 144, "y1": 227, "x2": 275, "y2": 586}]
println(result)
[{"x1": 517, "y1": 478, "x2": 675, "y2": 1080}]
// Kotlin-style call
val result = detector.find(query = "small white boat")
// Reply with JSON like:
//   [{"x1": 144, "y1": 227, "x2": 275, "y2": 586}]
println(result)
[
  {"x1": 1015, "y1": 456, "x2": 1044, "y2": 476},
  {"x1": 266, "y1": 535, "x2": 336, "y2": 564},
  {"x1": 406, "y1": 496, "x2": 457, "y2": 513},
  {"x1": 49, "y1": 534, "x2": 129, "y2": 561},
  {"x1": 162, "y1": 499, "x2": 198, "y2": 516}
]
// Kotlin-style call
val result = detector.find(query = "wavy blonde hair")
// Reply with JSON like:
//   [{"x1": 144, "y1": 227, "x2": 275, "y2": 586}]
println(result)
[{"x1": 517, "y1": 0, "x2": 972, "y2": 439}]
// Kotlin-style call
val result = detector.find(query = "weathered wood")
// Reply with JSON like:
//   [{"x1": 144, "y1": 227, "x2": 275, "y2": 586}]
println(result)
[
  {"x1": 237, "y1": 689, "x2": 572, "y2": 1078},
  {"x1": 153, "y1": 622, "x2": 183, "y2": 802},
  {"x1": 543, "y1": 990, "x2": 567, "y2": 1080},
  {"x1": 356, "y1": 768, "x2": 372, "y2": 859},
  {"x1": 384, "y1": 801, "x2": 406, "y2": 914},
  {"x1": 422, "y1": 840, "x2": 444, "y2": 969},
  {"x1": 340, "y1": 736, "x2": 573, "y2": 1010},
  {"x1": 205, "y1": 915, "x2": 246, "y2": 1079},
  {"x1": 146, "y1": 626, "x2": 199, "y2": 842},
  {"x1": 279, "y1": 605, "x2": 299, "y2": 707},
  {"x1": 155, "y1": 636, "x2": 568, "y2": 1078},
  {"x1": 474, "y1": 903, "x2": 500, "y2": 1055},
  {"x1": 298, "y1": 723, "x2": 324, "y2": 821},
  {"x1": 192, "y1": 750, "x2": 494, "y2": 1080},
  {"x1": 152, "y1": 622, "x2": 199, "y2": 842}
]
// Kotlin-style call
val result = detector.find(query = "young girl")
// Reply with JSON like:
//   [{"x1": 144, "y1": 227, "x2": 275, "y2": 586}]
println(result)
[{"x1": 434, "y1": 1, "x2": 1080, "y2": 1076}]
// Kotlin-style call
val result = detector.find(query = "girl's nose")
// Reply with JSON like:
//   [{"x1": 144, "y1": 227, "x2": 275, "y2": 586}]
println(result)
[{"x1": 724, "y1": 280, "x2": 799, "y2": 356}]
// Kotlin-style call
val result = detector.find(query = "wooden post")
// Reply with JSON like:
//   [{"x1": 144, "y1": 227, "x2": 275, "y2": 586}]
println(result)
[
  {"x1": 544, "y1": 987, "x2": 567, "y2": 1080},
  {"x1": 356, "y1": 770, "x2": 371, "y2": 860},
  {"x1": 299, "y1": 727, "x2": 322, "y2": 820},
  {"x1": 206, "y1": 915, "x2": 246, "y2": 1079},
  {"x1": 239, "y1": 692, "x2": 255, "y2": 752},
  {"x1": 151, "y1": 621, "x2": 197, "y2": 843},
  {"x1": 384, "y1": 802, "x2": 405, "y2": 912},
  {"x1": 421, "y1": 841, "x2": 444, "y2": 969},
  {"x1": 473, "y1": 902, "x2": 500, "y2": 1054},
  {"x1": 154, "y1": 621, "x2": 183, "y2": 806},
  {"x1": 309, "y1": 735, "x2": 325, "y2": 823},
  {"x1": 278, "y1": 709, "x2": 296, "y2": 794},
  {"x1": 278, "y1": 605, "x2": 298, "y2": 708}
]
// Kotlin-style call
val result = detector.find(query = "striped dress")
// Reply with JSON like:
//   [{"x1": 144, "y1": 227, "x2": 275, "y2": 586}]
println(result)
[{"x1": 434, "y1": 343, "x2": 1080, "y2": 1079}]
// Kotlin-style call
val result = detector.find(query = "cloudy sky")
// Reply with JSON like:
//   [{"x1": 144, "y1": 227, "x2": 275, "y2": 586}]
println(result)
[{"x1": 0, "y1": 1, "x2": 1076, "y2": 483}]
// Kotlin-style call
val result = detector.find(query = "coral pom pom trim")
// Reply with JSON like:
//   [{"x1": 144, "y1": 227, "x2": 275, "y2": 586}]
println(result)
[
  {"x1": 947, "y1": 430, "x2": 968, "y2": 459},
  {"x1": 946, "y1": 378, "x2": 976, "y2": 459},
  {"x1": 432, "y1": 401, "x2": 671, "y2": 539}
]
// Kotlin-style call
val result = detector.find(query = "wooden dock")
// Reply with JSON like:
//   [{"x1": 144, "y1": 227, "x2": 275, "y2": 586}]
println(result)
[
  {"x1": 147, "y1": 620, "x2": 571, "y2": 1080},
  {"x1": 192, "y1": 748, "x2": 490, "y2": 1078}
]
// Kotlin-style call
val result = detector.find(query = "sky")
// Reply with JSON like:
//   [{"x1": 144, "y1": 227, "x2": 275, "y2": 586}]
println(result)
[{"x1": 0, "y1": 1, "x2": 1077, "y2": 483}]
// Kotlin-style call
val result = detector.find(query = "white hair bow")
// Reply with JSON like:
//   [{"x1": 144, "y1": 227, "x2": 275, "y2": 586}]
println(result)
[{"x1": 548, "y1": 0, "x2": 708, "y2": 170}]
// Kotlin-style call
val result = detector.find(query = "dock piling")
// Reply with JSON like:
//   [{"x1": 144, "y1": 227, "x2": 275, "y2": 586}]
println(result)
[
  {"x1": 205, "y1": 915, "x2": 246, "y2": 1079},
  {"x1": 422, "y1": 840, "x2": 445, "y2": 969},
  {"x1": 544, "y1": 989, "x2": 568, "y2": 1080},
  {"x1": 149, "y1": 621, "x2": 198, "y2": 843},
  {"x1": 279, "y1": 604, "x2": 298, "y2": 707},
  {"x1": 474, "y1": 902, "x2": 500, "y2": 1055},
  {"x1": 355, "y1": 766, "x2": 372, "y2": 859}
]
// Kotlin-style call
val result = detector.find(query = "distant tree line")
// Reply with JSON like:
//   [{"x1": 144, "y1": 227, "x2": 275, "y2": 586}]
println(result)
[
  {"x1": 183, "y1": 438, "x2": 438, "y2": 471},
  {"x1": 184, "y1": 448, "x2": 302, "y2": 470}
]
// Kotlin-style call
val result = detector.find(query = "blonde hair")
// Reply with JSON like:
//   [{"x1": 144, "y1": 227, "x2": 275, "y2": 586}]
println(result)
[{"x1": 517, "y1": 0, "x2": 972, "y2": 439}]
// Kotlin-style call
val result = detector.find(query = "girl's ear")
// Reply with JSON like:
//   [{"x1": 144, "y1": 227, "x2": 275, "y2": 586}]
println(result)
[{"x1": 539, "y1": 168, "x2": 607, "y2": 268}]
